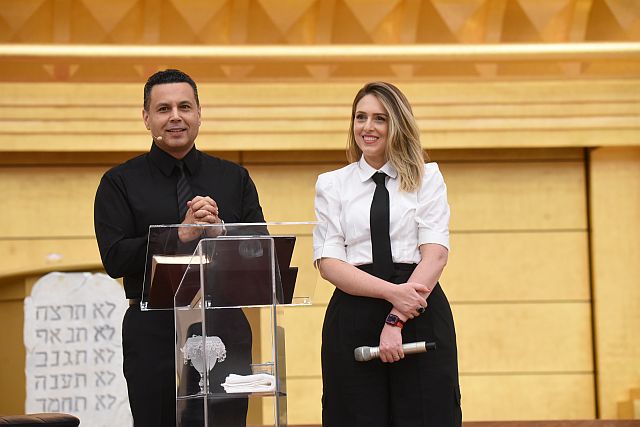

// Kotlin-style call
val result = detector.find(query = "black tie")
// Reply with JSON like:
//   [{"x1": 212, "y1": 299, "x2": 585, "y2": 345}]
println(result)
[
  {"x1": 370, "y1": 172, "x2": 394, "y2": 280},
  {"x1": 176, "y1": 161, "x2": 193, "y2": 220}
]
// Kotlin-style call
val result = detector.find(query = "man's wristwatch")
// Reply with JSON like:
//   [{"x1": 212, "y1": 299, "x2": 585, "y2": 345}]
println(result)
[{"x1": 385, "y1": 314, "x2": 405, "y2": 329}]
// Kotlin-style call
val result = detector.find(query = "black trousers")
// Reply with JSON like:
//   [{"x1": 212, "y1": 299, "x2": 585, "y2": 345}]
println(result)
[
  {"x1": 321, "y1": 264, "x2": 462, "y2": 427},
  {"x1": 122, "y1": 306, "x2": 251, "y2": 427}
]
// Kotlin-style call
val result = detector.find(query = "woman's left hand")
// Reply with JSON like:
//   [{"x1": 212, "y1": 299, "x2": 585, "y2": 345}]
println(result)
[
  {"x1": 378, "y1": 324, "x2": 404, "y2": 363},
  {"x1": 386, "y1": 282, "x2": 429, "y2": 319}
]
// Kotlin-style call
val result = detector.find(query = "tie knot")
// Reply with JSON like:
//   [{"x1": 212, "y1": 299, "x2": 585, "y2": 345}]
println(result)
[
  {"x1": 372, "y1": 172, "x2": 386, "y2": 186},
  {"x1": 176, "y1": 161, "x2": 185, "y2": 174}
]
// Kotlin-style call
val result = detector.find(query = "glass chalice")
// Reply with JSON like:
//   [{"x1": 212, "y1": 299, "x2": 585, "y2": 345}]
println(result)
[{"x1": 181, "y1": 335, "x2": 227, "y2": 394}]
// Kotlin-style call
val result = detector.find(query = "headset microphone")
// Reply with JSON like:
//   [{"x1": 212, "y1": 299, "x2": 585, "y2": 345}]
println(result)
[{"x1": 153, "y1": 135, "x2": 163, "y2": 141}]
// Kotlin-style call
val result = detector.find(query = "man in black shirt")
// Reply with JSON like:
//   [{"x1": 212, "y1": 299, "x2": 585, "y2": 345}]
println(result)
[{"x1": 94, "y1": 69, "x2": 265, "y2": 427}]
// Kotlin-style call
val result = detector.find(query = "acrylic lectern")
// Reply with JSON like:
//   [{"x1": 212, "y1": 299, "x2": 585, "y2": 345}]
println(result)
[{"x1": 141, "y1": 222, "x2": 324, "y2": 427}]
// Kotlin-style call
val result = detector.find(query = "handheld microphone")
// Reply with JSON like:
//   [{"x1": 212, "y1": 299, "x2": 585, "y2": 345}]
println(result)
[{"x1": 354, "y1": 341, "x2": 436, "y2": 362}]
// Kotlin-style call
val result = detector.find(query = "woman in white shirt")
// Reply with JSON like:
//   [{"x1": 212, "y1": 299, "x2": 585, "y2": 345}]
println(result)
[{"x1": 313, "y1": 82, "x2": 461, "y2": 426}]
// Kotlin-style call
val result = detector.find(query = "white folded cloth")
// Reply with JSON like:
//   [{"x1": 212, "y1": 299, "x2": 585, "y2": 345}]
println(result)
[{"x1": 221, "y1": 373, "x2": 276, "y2": 393}]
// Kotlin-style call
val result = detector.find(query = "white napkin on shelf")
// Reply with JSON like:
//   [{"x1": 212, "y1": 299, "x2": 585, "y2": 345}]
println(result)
[{"x1": 221, "y1": 373, "x2": 276, "y2": 393}]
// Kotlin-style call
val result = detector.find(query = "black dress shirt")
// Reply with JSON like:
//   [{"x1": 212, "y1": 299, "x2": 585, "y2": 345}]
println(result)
[{"x1": 94, "y1": 143, "x2": 265, "y2": 299}]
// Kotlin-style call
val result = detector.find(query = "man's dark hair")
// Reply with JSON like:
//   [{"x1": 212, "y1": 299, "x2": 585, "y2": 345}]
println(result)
[{"x1": 143, "y1": 69, "x2": 199, "y2": 111}]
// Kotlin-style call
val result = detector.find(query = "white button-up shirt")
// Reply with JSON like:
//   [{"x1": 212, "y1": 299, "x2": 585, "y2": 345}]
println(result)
[{"x1": 313, "y1": 156, "x2": 450, "y2": 265}]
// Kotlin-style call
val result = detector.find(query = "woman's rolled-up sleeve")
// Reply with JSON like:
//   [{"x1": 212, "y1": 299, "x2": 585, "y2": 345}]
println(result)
[
  {"x1": 313, "y1": 173, "x2": 347, "y2": 262},
  {"x1": 416, "y1": 163, "x2": 450, "y2": 250}
]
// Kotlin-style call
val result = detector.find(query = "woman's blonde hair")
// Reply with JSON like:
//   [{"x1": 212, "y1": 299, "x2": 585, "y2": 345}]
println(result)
[{"x1": 346, "y1": 81, "x2": 427, "y2": 192}]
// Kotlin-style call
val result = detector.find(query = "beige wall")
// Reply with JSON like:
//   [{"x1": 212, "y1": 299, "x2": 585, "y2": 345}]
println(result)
[
  {"x1": 0, "y1": 78, "x2": 639, "y2": 423},
  {"x1": 590, "y1": 147, "x2": 640, "y2": 418}
]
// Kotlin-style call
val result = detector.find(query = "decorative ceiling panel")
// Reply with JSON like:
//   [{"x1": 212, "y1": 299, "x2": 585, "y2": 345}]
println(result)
[
  {"x1": 2, "y1": 0, "x2": 638, "y2": 44},
  {"x1": 0, "y1": 0, "x2": 637, "y2": 81}
]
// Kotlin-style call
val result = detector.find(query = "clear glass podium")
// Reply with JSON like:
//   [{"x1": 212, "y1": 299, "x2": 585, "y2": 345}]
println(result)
[{"x1": 141, "y1": 222, "x2": 325, "y2": 427}]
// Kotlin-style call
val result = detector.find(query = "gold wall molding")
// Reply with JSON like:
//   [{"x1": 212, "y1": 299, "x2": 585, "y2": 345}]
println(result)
[
  {"x1": 1, "y1": 42, "x2": 639, "y2": 62},
  {"x1": 0, "y1": 79, "x2": 637, "y2": 152},
  {"x1": 1, "y1": 42, "x2": 639, "y2": 81}
]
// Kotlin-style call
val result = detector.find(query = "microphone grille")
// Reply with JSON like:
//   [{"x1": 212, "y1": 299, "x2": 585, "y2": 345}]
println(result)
[
  {"x1": 354, "y1": 346, "x2": 372, "y2": 362},
  {"x1": 362, "y1": 347, "x2": 372, "y2": 361}
]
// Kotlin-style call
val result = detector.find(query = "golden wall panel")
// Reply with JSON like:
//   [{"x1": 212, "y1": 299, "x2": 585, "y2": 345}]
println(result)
[
  {"x1": 590, "y1": 147, "x2": 640, "y2": 418},
  {"x1": 404, "y1": 129, "x2": 640, "y2": 150},
  {"x1": 247, "y1": 158, "x2": 588, "y2": 234},
  {"x1": 443, "y1": 231, "x2": 590, "y2": 302},
  {"x1": 460, "y1": 373, "x2": 595, "y2": 420},
  {"x1": 282, "y1": 374, "x2": 597, "y2": 423},
  {"x1": 313, "y1": 278, "x2": 338, "y2": 306},
  {"x1": 0, "y1": 238, "x2": 101, "y2": 278},
  {"x1": 242, "y1": 150, "x2": 346, "y2": 165},
  {"x1": 283, "y1": 234, "x2": 331, "y2": 305},
  {"x1": 454, "y1": 302, "x2": 593, "y2": 373},
  {"x1": 245, "y1": 164, "x2": 333, "y2": 223},
  {"x1": 0, "y1": 151, "x2": 166, "y2": 166},
  {"x1": 281, "y1": 306, "x2": 324, "y2": 378},
  {"x1": 0, "y1": 274, "x2": 29, "y2": 301},
  {"x1": 282, "y1": 302, "x2": 593, "y2": 379},
  {"x1": 444, "y1": 161, "x2": 586, "y2": 231},
  {"x1": 0, "y1": 297, "x2": 27, "y2": 415},
  {"x1": 285, "y1": 378, "x2": 323, "y2": 425},
  {"x1": 0, "y1": 166, "x2": 106, "y2": 238},
  {"x1": 311, "y1": 231, "x2": 592, "y2": 306},
  {"x1": 431, "y1": 148, "x2": 584, "y2": 162}
]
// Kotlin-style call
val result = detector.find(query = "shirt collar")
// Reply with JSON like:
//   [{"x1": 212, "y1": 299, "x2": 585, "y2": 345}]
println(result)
[
  {"x1": 148, "y1": 142, "x2": 200, "y2": 176},
  {"x1": 356, "y1": 155, "x2": 398, "y2": 182}
]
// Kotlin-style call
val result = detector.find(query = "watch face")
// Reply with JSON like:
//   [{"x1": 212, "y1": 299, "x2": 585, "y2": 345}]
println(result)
[
  {"x1": 385, "y1": 313, "x2": 404, "y2": 328},
  {"x1": 385, "y1": 314, "x2": 400, "y2": 325}
]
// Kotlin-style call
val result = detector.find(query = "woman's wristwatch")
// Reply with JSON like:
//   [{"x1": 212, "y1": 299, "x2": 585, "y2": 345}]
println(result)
[{"x1": 385, "y1": 314, "x2": 405, "y2": 329}]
